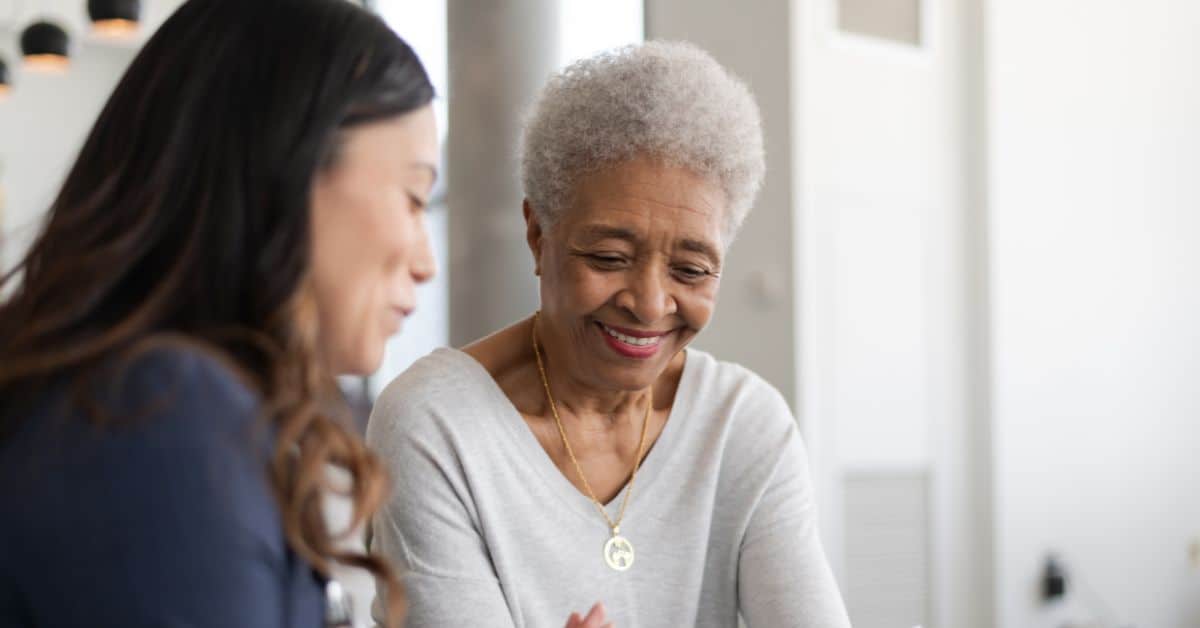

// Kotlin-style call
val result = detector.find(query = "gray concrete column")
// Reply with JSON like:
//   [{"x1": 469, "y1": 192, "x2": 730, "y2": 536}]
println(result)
[{"x1": 446, "y1": 1, "x2": 559, "y2": 345}]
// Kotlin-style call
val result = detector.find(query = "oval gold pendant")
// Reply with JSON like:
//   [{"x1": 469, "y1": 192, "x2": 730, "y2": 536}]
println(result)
[{"x1": 604, "y1": 534, "x2": 635, "y2": 571}]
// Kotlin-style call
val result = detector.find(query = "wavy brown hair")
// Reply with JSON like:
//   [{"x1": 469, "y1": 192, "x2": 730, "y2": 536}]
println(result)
[{"x1": 0, "y1": 0, "x2": 433, "y2": 624}]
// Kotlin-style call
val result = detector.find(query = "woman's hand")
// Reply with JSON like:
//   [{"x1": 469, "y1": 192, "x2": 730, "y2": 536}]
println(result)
[{"x1": 564, "y1": 602, "x2": 613, "y2": 628}]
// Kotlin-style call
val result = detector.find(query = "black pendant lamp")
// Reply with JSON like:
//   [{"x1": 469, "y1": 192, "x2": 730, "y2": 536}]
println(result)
[
  {"x1": 20, "y1": 21, "x2": 72, "y2": 73},
  {"x1": 0, "y1": 56, "x2": 11, "y2": 99},
  {"x1": 89, "y1": 0, "x2": 141, "y2": 38}
]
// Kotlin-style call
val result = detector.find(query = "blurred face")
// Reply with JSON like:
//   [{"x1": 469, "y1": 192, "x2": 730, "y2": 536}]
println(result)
[
  {"x1": 529, "y1": 156, "x2": 727, "y2": 392},
  {"x1": 309, "y1": 105, "x2": 438, "y2": 375}
]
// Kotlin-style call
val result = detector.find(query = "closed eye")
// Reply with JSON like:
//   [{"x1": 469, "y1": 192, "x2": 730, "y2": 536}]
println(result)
[
  {"x1": 672, "y1": 265, "x2": 713, "y2": 282},
  {"x1": 587, "y1": 254, "x2": 628, "y2": 269}
]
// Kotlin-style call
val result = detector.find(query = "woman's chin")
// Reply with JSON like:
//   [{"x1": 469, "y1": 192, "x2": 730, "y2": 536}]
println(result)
[{"x1": 588, "y1": 348, "x2": 679, "y2": 390}]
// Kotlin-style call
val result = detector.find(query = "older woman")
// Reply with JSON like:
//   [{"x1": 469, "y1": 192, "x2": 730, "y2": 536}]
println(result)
[{"x1": 367, "y1": 42, "x2": 850, "y2": 627}]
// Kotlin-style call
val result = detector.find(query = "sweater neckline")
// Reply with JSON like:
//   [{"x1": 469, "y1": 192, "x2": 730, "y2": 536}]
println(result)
[{"x1": 440, "y1": 346, "x2": 699, "y2": 531}]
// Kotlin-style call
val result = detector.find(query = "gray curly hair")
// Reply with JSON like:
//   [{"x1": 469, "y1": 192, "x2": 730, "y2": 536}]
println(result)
[{"x1": 519, "y1": 40, "x2": 765, "y2": 242}]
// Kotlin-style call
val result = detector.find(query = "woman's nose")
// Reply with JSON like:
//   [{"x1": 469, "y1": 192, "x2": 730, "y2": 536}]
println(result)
[
  {"x1": 410, "y1": 214, "x2": 437, "y2": 283},
  {"x1": 616, "y1": 263, "x2": 677, "y2": 323}
]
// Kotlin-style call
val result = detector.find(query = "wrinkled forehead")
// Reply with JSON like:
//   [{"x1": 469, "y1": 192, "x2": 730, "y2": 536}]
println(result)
[{"x1": 555, "y1": 157, "x2": 729, "y2": 252}]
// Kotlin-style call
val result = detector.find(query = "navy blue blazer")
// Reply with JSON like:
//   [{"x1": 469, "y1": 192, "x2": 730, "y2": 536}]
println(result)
[{"x1": 0, "y1": 348, "x2": 325, "y2": 627}]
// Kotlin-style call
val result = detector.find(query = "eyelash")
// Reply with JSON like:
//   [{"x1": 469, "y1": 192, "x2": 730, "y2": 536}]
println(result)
[
  {"x1": 583, "y1": 254, "x2": 715, "y2": 283},
  {"x1": 407, "y1": 194, "x2": 428, "y2": 211},
  {"x1": 588, "y1": 254, "x2": 626, "y2": 269},
  {"x1": 673, "y1": 266, "x2": 710, "y2": 281}
]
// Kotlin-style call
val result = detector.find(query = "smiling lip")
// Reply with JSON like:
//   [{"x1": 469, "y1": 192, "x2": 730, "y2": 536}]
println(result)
[
  {"x1": 595, "y1": 321, "x2": 672, "y2": 359},
  {"x1": 600, "y1": 322, "x2": 673, "y2": 338}
]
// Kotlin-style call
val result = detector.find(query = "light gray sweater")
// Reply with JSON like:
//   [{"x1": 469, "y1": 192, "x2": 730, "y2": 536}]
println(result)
[{"x1": 366, "y1": 347, "x2": 850, "y2": 628}]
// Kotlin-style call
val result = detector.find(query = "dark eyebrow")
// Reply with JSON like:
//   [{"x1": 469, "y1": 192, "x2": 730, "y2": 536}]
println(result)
[{"x1": 679, "y1": 238, "x2": 722, "y2": 264}]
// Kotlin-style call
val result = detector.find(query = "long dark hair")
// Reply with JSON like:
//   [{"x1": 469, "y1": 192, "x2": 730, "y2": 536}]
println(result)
[{"x1": 0, "y1": 0, "x2": 433, "y2": 623}]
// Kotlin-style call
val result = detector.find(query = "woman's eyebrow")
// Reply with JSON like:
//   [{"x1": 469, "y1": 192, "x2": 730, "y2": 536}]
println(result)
[
  {"x1": 678, "y1": 238, "x2": 721, "y2": 263},
  {"x1": 577, "y1": 225, "x2": 639, "y2": 243}
]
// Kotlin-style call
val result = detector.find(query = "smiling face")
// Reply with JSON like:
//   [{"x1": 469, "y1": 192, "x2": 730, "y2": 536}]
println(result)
[
  {"x1": 309, "y1": 105, "x2": 439, "y2": 375},
  {"x1": 528, "y1": 156, "x2": 727, "y2": 392}
]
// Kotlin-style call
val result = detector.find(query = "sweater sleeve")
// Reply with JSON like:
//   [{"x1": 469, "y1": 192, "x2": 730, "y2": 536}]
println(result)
[
  {"x1": 365, "y1": 365, "x2": 515, "y2": 628},
  {"x1": 736, "y1": 385, "x2": 851, "y2": 628}
]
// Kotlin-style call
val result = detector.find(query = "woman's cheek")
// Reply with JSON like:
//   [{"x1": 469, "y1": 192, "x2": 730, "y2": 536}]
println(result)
[{"x1": 677, "y1": 286, "x2": 717, "y2": 330}]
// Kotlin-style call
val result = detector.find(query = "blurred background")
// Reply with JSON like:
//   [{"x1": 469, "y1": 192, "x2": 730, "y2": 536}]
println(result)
[{"x1": 1, "y1": 1, "x2": 1197, "y2": 627}]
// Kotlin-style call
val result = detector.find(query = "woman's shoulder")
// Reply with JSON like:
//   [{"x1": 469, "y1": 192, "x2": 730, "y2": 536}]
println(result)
[
  {"x1": 368, "y1": 348, "x2": 497, "y2": 437},
  {"x1": 125, "y1": 341, "x2": 257, "y2": 400},
  {"x1": 685, "y1": 348, "x2": 790, "y2": 413},
  {"x1": 1, "y1": 342, "x2": 270, "y2": 495},
  {"x1": 2, "y1": 340, "x2": 283, "y2": 530},
  {"x1": 5, "y1": 342, "x2": 259, "y2": 439},
  {"x1": 681, "y1": 349, "x2": 808, "y2": 484},
  {"x1": 95, "y1": 342, "x2": 262, "y2": 438},
  {"x1": 682, "y1": 348, "x2": 798, "y2": 441},
  {"x1": 374, "y1": 347, "x2": 492, "y2": 409},
  {"x1": 0, "y1": 345, "x2": 315, "y2": 627}
]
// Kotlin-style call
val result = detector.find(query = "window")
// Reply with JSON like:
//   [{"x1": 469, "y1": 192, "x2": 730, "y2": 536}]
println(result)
[{"x1": 838, "y1": 0, "x2": 923, "y2": 47}]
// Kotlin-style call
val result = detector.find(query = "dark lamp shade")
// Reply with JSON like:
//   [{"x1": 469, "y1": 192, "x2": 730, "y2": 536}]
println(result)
[
  {"x1": 20, "y1": 22, "x2": 71, "y2": 73},
  {"x1": 0, "y1": 57, "x2": 11, "y2": 93},
  {"x1": 89, "y1": 0, "x2": 142, "y2": 37}
]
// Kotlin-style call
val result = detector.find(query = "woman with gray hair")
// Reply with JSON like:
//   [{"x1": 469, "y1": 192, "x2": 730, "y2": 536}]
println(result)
[{"x1": 367, "y1": 41, "x2": 850, "y2": 627}]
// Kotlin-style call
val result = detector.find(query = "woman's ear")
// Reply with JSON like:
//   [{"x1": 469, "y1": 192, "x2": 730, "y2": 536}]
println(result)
[{"x1": 524, "y1": 199, "x2": 543, "y2": 276}]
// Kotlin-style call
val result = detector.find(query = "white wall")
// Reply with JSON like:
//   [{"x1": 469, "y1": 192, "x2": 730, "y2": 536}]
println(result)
[
  {"x1": 795, "y1": 1, "x2": 990, "y2": 626},
  {"x1": 798, "y1": 0, "x2": 952, "y2": 474},
  {"x1": 0, "y1": 44, "x2": 133, "y2": 271},
  {"x1": 987, "y1": 1, "x2": 1200, "y2": 627},
  {"x1": 0, "y1": 0, "x2": 184, "y2": 272}
]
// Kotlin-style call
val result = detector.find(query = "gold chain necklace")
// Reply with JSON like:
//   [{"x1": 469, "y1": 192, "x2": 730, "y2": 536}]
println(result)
[{"x1": 531, "y1": 311, "x2": 651, "y2": 572}]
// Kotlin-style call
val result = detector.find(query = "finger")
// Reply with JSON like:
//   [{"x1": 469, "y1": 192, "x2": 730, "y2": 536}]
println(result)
[
  {"x1": 564, "y1": 612, "x2": 582, "y2": 628},
  {"x1": 582, "y1": 603, "x2": 607, "y2": 627}
]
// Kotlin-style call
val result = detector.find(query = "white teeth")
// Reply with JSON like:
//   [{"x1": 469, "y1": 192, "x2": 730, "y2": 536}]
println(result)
[{"x1": 601, "y1": 323, "x2": 662, "y2": 347}]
